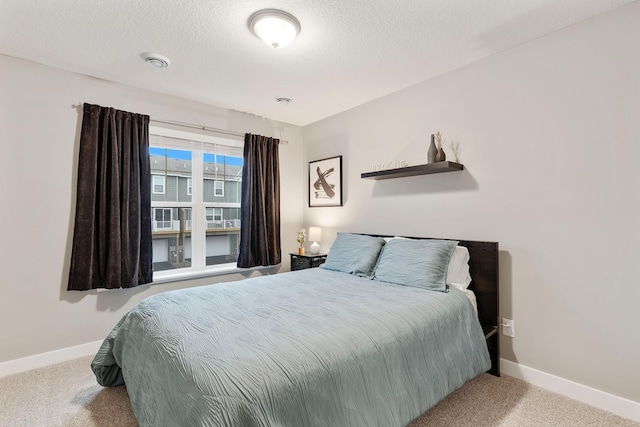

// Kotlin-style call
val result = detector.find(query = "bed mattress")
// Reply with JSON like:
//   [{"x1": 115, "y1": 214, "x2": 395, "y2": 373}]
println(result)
[{"x1": 92, "y1": 267, "x2": 490, "y2": 427}]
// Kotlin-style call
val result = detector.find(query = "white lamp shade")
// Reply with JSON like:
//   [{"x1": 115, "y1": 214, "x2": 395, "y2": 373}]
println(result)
[
  {"x1": 249, "y1": 10, "x2": 301, "y2": 49},
  {"x1": 308, "y1": 227, "x2": 322, "y2": 242}
]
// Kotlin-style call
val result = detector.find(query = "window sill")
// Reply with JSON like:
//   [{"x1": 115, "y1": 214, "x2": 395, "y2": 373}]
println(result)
[{"x1": 152, "y1": 264, "x2": 278, "y2": 285}]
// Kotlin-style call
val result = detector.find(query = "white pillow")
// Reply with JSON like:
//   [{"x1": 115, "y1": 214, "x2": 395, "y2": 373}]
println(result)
[{"x1": 446, "y1": 246, "x2": 472, "y2": 288}]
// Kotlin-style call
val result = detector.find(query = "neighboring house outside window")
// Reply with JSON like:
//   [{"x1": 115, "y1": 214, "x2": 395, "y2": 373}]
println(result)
[{"x1": 149, "y1": 128, "x2": 243, "y2": 278}]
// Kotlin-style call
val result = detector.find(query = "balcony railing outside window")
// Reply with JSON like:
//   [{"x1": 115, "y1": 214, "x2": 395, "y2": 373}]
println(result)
[
  {"x1": 206, "y1": 219, "x2": 241, "y2": 230},
  {"x1": 152, "y1": 220, "x2": 181, "y2": 231}
]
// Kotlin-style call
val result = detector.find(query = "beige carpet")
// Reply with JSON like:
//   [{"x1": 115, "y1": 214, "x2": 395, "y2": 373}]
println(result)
[{"x1": 0, "y1": 356, "x2": 637, "y2": 427}]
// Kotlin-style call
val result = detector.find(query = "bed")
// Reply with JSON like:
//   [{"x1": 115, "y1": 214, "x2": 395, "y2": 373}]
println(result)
[{"x1": 92, "y1": 234, "x2": 499, "y2": 426}]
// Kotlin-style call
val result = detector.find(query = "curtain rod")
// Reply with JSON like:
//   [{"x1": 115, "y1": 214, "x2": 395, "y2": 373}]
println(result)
[
  {"x1": 72, "y1": 104, "x2": 287, "y2": 144},
  {"x1": 150, "y1": 118, "x2": 288, "y2": 144},
  {"x1": 150, "y1": 118, "x2": 243, "y2": 138}
]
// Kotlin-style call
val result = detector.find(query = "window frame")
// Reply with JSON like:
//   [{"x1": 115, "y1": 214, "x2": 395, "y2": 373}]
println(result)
[
  {"x1": 153, "y1": 207, "x2": 171, "y2": 221},
  {"x1": 206, "y1": 207, "x2": 223, "y2": 221},
  {"x1": 149, "y1": 125, "x2": 251, "y2": 283},
  {"x1": 214, "y1": 180, "x2": 224, "y2": 197},
  {"x1": 152, "y1": 175, "x2": 166, "y2": 194}
]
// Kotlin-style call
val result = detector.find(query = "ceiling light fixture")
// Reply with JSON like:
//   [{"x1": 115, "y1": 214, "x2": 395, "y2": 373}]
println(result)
[
  {"x1": 248, "y1": 9, "x2": 301, "y2": 49},
  {"x1": 142, "y1": 53, "x2": 171, "y2": 68}
]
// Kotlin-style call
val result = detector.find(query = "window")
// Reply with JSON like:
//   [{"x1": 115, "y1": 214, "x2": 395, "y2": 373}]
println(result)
[
  {"x1": 205, "y1": 207, "x2": 223, "y2": 222},
  {"x1": 150, "y1": 127, "x2": 244, "y2": 278},
  {"x1": 152, "y1": 175, "x2": 165, "y2": 194},
  {"x1": 153, "y1": 208, "x2": 173, "y2": 230},
  {"x1": 214, "y1": 180, "x2": 224, "y2": 197}
]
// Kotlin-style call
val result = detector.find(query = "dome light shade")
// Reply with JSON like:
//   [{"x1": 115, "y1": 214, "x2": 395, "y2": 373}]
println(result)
[{"x1": 249, "y1": 9, "x2": 301, "y2": 49}]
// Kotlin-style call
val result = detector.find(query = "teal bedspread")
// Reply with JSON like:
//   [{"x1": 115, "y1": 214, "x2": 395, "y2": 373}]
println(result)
[{"x1": 92, "y1": 268, "x2": 490, "y2": 426}]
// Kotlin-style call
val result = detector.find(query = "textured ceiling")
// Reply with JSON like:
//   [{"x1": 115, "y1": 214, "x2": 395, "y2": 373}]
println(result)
[{"x1": 0, "y1": 0, "x2": 635, "y2": 126}]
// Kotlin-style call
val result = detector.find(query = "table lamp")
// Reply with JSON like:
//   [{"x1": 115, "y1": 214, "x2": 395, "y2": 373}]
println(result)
[{"x1": 308, "y1": 227, "x2": 322, "y2": 255}]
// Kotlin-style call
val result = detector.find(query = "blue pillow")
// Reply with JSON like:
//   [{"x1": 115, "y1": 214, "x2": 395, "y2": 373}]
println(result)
[
  {"x1": 373, "y1": 238, "x2": 459, "y2": 292},
  {"x1": 320, "y1": 233, "x2": 386, "y2": 278}
]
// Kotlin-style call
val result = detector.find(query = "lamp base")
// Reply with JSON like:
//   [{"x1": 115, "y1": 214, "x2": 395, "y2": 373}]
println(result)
[{"x1": 310, "y1": 241, "x2": 320, "y2": 255}]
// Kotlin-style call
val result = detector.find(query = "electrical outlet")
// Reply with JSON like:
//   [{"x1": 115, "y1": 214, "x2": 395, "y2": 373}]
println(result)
[{"x1": 502, "y1": 318, "x2": 515, "y2": 337}]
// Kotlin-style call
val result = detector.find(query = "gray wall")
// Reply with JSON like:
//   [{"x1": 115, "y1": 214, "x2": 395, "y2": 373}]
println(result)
[
  {"x1": 302, "y1": 3, "x2": 640, "y2": 403},
  {"x1": 0, "y1": 54, "x2": 304, "y2": 364},
  {"x1": 2, "y1": 1, "x2": 639, "y2": 408}
]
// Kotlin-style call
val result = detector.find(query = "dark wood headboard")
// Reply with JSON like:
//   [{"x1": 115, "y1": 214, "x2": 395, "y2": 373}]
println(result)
[
  {"x1": 456, "y1": 240, "x2": 499, "y2": 328},
  {"x1": 362, "y1": 234, "x2": 500, "y2": 376}
]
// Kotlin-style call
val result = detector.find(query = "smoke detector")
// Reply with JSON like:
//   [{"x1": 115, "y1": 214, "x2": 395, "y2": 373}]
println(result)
[
  {"x1": 142, "y1": 53, "x2": 171, "y2": 68},
  {"x1": 275, "y1": 97, "x2": 292, "y2": 104}
]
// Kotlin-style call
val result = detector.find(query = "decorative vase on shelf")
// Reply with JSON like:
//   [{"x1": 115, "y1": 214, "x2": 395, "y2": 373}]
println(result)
[
  {"x1": 427, "y1": 134, "x2": 437, "y2": 164},
  {"x1": 298, "y1": 247, "x2": 305, "y2": 255},
  {"x1": 436, "y1": 147, "x2": 446, "y2": 162}
]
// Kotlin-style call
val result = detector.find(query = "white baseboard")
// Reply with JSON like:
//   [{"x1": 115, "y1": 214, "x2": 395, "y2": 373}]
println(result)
[
  {"x1": 501, "y1": 358, "x2": 640, "y2": 423},
  {"x1": 2, "y1": 346, "x2": 638, "y2": 423},
  {"x1": 0, "y1": 340, "x2": 102, "y2": 379}
]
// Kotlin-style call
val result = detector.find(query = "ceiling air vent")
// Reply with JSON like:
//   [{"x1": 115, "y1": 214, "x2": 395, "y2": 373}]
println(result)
[{"x1": 143, "y1": 53, "x2": 171, "y2": 68}]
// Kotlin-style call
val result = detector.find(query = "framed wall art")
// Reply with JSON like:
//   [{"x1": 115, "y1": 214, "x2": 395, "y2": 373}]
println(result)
[{"x1": 309, "y1": 155, "x2": 343, "y2": 207}]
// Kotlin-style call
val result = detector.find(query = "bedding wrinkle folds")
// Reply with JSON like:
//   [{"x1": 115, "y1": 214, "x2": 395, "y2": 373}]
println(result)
[{"x1": 91, "y1": 268, "x2": 490, "y2": 427}]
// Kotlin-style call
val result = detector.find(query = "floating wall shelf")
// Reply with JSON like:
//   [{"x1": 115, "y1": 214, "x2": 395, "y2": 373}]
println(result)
[{"x1": 361, "y1": 161, "x2": 464, "y2": 180}]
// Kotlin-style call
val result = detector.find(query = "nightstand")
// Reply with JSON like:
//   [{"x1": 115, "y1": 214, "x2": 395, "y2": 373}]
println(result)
[{"x1": 290, "y1": 253, "x2": 327, "y2": 271}]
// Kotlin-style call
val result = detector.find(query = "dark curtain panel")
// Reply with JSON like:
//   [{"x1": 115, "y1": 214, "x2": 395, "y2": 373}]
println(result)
[
  {"x1": 68, "y1": 103, "x2": 152, "y2": 290},
  {"x1": 237, "y1": 133, "x2": 281, "y2": 268}
]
